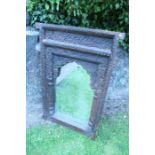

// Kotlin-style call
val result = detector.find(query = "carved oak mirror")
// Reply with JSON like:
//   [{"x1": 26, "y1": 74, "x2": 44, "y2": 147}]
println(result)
[{"x1": 36, "y1": 23, "x2": 119, "y2": 139}]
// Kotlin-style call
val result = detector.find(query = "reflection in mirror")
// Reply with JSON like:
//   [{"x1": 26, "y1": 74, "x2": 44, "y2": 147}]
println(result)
[{"x1": 56, "y1": 62, "x2": 94, "y2": 124}]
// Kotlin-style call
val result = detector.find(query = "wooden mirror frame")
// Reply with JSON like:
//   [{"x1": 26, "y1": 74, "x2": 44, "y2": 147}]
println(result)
[{"x1": 36, "y1": 23, "x2": 119, "y2": 139}]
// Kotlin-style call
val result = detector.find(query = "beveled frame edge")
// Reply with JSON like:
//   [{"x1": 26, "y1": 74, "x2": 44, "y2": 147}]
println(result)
[
  {"x1": 42, "y1": 39, "x2": 112, "y2": 57},
  {"x1": 37, "y1": 23, "x2": 119, "y2": 139}
]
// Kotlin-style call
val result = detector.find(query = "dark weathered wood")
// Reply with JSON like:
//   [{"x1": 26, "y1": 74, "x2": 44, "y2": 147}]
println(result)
[
  {"x1": 42, "y1": 39, "x2": 112, "y2": 56},
  {"x1": 39, "y1": 28, "x2": 49, "y2": 119},
  {"x1": 35, "y1": 22, "x2": 118, "y2": 39},
  {"x1": 36, "y1": 23, "x2": 119, "y2": 139}
]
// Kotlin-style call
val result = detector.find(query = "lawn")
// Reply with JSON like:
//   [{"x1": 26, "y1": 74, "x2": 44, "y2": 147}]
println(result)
[
  {"x1": 26, "y1": 114, "x2": 128, "y2": 155},
  {"x1": 27, "y1": 63, "x2": 128, "y2": 155}
]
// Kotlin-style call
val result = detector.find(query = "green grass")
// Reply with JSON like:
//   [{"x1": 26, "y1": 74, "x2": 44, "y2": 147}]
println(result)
[
  {"x1": 56, "y1": 65, "x2": 94, "y2": 123},
  {"x1": 26, "y1": 114, "x2": 128, "y2": 155},
  {"x1": 27, "y1": 65, "x2": 128, "y2": 155}
]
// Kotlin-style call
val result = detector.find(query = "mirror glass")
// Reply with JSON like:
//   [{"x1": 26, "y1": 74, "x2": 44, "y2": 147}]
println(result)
[{"x1": 56, "y1": 62, "x2": 94, "y2": 124}]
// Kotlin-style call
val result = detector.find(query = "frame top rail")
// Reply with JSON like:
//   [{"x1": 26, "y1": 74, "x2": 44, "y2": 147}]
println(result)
[{"x1": 36, "y1": 22, "x2": 119, "y2": 39}]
